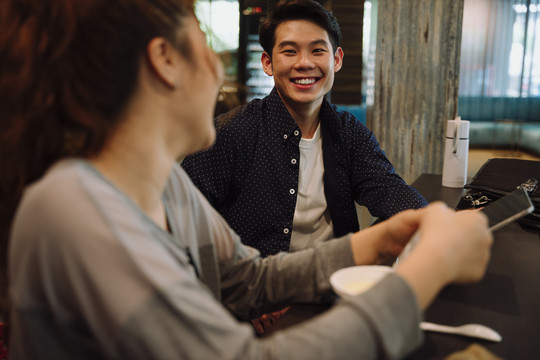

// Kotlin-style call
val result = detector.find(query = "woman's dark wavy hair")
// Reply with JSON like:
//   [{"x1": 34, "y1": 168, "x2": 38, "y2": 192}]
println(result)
[
  {"x1": 259, "y1": 0, "x2": 342, "y2": 57},
  {"x1": 0, "y1": 0, "x2": 195, "y2": 322}
]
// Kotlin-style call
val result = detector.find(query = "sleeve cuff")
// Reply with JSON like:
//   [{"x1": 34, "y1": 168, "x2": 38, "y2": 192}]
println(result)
[{"x1": 344, "y1": 272, "x2": 424, "y2": 358}]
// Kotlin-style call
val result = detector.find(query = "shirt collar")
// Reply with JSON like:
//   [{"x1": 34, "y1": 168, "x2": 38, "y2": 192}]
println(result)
[
  {"x1": 264, "y1": 87, "x2": 299, "y2": 139},
  {"x1": 263, "y1": 87, "x2": 337, "y2": 140}
]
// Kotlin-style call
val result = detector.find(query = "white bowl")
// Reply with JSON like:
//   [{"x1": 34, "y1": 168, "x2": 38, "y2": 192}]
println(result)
[{"x1": 330, "y1": 265, "x2": 394, "y2": 298}]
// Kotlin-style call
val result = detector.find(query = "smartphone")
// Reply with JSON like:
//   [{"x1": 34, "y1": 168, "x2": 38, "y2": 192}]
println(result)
[{"x1": 481, "y1": 188, "x2": 535, "y2": 231}]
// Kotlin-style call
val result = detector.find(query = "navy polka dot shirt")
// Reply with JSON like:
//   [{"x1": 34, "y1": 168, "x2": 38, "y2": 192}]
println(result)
[{"x1": 182, "y1": 88, "x2": 427, "y2": 257}]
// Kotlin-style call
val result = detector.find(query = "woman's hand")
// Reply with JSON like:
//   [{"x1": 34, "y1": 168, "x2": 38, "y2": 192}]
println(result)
[
  {"x1": 411, "y1": 204, "x2": 493, "y2": 284},
  {"x1": 395, "y1": 202, "x2": 493, "y2": 309},
  {"x1": 349, "y1": 202, "x2": 493, "y2": 310}
]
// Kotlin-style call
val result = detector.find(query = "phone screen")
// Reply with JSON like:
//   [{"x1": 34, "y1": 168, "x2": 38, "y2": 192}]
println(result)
[{"x1": 481, "y1": 188, "x2": 535, "y2": 231}]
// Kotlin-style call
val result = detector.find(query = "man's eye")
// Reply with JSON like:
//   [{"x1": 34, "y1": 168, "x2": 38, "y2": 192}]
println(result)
[
  {"x1": 282, "y1": 49, "x2": 296, "y2": 54},
  {"x1": 313, "y1": 48, "x2": 326, "y2": 54}
]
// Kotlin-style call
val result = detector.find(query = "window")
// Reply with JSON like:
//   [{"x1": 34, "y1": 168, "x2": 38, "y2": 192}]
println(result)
[
  {"x1": 460, "y1": 0, "x2": 540, "y2": 97},
  {"x1": 195, "y1": 0, "x2": 240, "y2": 83},
  {"x1": 363, "y1": 1, "x2": 376, "y2": 105}
]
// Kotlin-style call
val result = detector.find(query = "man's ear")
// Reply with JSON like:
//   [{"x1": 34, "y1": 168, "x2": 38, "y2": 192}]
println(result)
[
  {"x1": 146, "y1": 37, "x2": 181, "y2": 89},
  {"x1": 261, "y1": 51, "x2": 273, "y2": 76},
  {"x1": 334, "y1": 47, "x2": 344, "y2": 73}
]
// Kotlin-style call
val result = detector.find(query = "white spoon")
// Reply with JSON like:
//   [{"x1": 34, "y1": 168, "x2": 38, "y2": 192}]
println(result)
[{"x1": 420, "y1": 321, "x2": 502, "y2": 342}]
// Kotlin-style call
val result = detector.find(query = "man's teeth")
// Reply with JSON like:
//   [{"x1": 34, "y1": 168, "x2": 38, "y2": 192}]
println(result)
[{"x1": 293, "y1": 78, "x2": 316, "y2": 85}]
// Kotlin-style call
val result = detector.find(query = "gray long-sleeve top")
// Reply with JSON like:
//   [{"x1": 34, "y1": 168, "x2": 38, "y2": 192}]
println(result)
[{"x1": 9, "y1": 159, "x2": 423, "y2": 359}]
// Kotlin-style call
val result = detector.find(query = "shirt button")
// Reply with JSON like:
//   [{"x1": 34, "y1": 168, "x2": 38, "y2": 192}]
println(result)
[
  {"x1": 291, "y1": 158, "x2": 297, "y2": 165},
  {"x1": 294, "y1": 130, "x2": 300, "y2": 136},
  {"x1": 289, "y1": 188, "x2": 295, "y2": 195},
  {"x1": 283, "y1": 134, "x2": 288, "y2": 139},
  {"x1": 283, "y1": 228, "x2": 289, "y2": 234}
]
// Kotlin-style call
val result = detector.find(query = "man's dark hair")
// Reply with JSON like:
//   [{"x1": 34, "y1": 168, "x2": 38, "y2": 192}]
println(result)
[{"x1": 259, "y1": 0, "x2": 342, "y2": 57}]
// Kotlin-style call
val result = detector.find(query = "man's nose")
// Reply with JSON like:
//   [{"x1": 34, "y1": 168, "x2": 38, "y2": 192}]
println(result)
[{"x1": 294, "y1": 52, "x2": 315, "y2": 69}]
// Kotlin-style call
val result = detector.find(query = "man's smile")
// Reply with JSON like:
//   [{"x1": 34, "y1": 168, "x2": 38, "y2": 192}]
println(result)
[{"x1": 291, "y1": 77, "x2": 320, "y2": 85}]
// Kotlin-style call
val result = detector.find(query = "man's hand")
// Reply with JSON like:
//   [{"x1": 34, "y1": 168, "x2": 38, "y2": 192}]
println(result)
[
  {"x1": 350, "y1": 208, "x2": 422, "y2": 265},
  {"x1": 251, "y1": 307, "x2": 290, "y2": 335}
]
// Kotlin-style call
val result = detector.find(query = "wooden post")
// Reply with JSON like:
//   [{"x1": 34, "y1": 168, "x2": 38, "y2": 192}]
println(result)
[{"x1": 369, "y1": 0, "x2": 464, "y2": 183}]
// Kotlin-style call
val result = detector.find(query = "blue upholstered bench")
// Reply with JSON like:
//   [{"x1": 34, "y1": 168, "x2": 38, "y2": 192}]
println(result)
[
  {"x1": 335, "y1": 99, "x2": 540, "y2": 156},
  {"x1": 460, "y1": 97, "x2": 540, "y2": 157},
  {"x1": 335, "y1": 104, "x2": 367, "y2": 125}
]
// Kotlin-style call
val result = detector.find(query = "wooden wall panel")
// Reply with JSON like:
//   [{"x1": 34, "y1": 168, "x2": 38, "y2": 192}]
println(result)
[{"x1": 329, "y1": 1, "x2": 364, "y2": 105}]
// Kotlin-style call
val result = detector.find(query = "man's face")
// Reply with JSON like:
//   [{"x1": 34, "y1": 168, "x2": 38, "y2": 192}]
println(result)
[{"x1": 262, "y1": 19, "x2": 343, "y2": 111}]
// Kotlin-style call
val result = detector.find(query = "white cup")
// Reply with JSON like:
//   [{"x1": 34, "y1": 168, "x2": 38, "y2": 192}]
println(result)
[{"x1": 330, "y1": 266, "x2": 394, "y2": 298}]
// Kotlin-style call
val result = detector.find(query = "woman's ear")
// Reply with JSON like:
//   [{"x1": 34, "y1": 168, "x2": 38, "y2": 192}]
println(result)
[
  {"x1": 261, "y1": 51, "x2": 273, "y2": 76},
  {"x1": 146, "y1": 37, "x2": 181, "y2": 89}
]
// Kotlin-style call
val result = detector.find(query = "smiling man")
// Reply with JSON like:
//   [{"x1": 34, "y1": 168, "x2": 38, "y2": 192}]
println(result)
[{"x1": 182, "y1": 0, "x2": 427, "y2": 258}]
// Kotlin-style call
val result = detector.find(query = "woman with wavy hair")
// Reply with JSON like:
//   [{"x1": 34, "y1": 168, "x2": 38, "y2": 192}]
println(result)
[{"x1": 1, "y1": 0, "x2": 492, "y2": 359}]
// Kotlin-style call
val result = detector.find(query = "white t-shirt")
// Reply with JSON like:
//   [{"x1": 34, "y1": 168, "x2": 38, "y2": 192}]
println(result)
[{"x1": 290, "y1": 123, "x2": 334, "y2": 252}]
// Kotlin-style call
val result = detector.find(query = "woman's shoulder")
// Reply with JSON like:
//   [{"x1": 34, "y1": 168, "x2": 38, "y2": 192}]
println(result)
[
  {"x1": 20, "y1": 159, "x2": 94, "y2": 212},
  {"x1": 12, "y1": 159, "x2": 134, "y2": 246}
]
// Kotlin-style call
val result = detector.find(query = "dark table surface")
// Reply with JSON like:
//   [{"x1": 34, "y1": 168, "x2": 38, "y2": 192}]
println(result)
[
  {"x1": 407, "y1": 174, "x2": 540, "y2": 360},
  {"x1": 266, "y1": 174, "x2": 540, "y2": 359}
]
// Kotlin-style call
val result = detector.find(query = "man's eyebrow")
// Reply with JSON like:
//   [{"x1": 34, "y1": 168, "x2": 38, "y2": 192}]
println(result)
[
  {"x1": 276, "y1": 40, "x2": 298, "y2": 49},
  {"x1": 276, "y1": 39, "x2": 330, "y2": 49}
]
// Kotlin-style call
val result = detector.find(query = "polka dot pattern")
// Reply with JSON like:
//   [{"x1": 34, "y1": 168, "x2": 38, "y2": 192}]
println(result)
[{"x1": 182, "y1": 88, "x2": 427, "y2": 257}]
